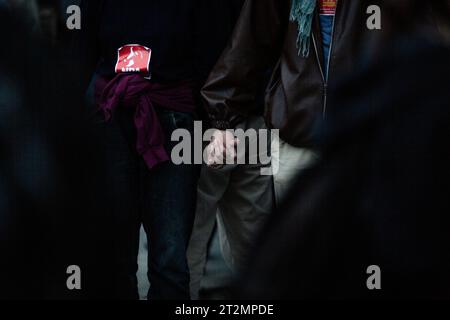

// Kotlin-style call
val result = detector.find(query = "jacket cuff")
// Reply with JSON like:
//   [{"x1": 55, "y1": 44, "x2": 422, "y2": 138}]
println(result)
[{"x1": 210, "y1": 119, "x2": 232, "y2": 130}]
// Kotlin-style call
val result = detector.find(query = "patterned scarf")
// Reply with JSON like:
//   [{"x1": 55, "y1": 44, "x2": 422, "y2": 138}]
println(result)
[{"x1": 290, "y1": 0, "x2": 317, "y2": 57}]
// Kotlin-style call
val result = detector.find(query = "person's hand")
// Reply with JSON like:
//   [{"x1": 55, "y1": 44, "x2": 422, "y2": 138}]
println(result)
[{"x1": 206, "y1": 130, "x2": 239, "y2": 168}]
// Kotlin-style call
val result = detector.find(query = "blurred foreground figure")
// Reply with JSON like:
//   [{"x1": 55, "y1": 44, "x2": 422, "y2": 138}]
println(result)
[
  {"x1": 0, "y1": 2, "x2": 113, "y2": 299},
  {"x1": 194, "y1": 1, "x2": 379, "y2": 299},
  {"x1": 239, "y1": 1, "x2": 450, "y2": 299}
]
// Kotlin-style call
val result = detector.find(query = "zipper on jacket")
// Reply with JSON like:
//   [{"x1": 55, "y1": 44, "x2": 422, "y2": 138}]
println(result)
[
  {"x1": 312, "y1": 34, "x2": 326, "y2": 84},
  {"x1": 312, "y1": 33, "x2": 326, "y2": 118},
  {"x1": 312, "y1": 0, "x2": 339, "y2": 118},
  {"x1": 323, "y1": 0, "x2": 339, "y2": 116}
]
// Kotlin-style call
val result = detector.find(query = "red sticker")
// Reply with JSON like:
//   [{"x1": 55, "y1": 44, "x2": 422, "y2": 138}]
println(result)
[
  {"x1": 319, "y1": 0, "x2": 337, "y2": 16},
  {"x1": 115, "y1": 44, "x2": 151, "y2": 76}
]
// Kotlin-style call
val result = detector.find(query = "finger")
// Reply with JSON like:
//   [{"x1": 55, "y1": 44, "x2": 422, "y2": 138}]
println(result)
[
  {"x1": 213, "y1": 142, "x2": 225, "y2": 165},
  {"x1": 206, "y1": 144, "x2": 216, "y2": 166}
]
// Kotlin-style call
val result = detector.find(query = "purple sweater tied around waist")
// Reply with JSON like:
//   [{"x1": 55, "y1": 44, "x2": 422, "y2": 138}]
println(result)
[{"x1": 95, "y1": 74, "x2": 195, "y2": 169}]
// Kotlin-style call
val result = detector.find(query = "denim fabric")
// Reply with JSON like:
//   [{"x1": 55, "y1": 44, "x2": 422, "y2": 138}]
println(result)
[
  {"x1": 320, "y1": 14, "x2": 334, "y2": 77},
  {"x1": 92, "y1": 104, "x2": 200, "y2": 299}
]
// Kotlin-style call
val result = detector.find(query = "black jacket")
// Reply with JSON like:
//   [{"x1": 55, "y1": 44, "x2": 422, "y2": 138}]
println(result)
[
  {"x1": 202, "y1": 0, "x2": 381, "y2": 147},
  {"x1": 72, "y1": 0, "x2": 244, "y2": 93}
]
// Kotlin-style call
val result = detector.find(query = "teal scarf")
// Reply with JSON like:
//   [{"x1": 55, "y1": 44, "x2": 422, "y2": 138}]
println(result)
[{"x1": 290, "y1": 0, "x2": 317, "y2": 57}]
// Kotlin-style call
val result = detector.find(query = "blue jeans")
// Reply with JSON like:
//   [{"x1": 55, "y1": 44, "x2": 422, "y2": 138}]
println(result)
[{"x1": 92, "y1": 104, "x2": 199, "y2": 299}]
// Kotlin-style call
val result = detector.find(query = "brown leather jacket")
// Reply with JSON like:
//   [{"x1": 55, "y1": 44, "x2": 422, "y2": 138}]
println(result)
[{"x1": 201, "y1": 0, "x2": 375, "y2": 147}]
